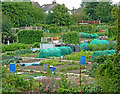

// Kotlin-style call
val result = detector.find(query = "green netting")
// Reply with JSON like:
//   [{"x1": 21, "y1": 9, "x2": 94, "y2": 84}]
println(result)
[
  {"x1": 80, "y1": 42, "x2": 89, "y2": 50},
  {"x1": 57, "y1": 47, "x2": 73, "y2": 56},
  {"x1": 91, "y1": 50, "x2": 115, "y2": 60},
  {"x1": 90, "y1": 39, "x2": 110, "y2": 45},
  {"x1": 79, "y1": 32, "x2": 99, "y2": 38},
  {"x1": 38, "y1": 47, "x2": 72, "y2": 58}
]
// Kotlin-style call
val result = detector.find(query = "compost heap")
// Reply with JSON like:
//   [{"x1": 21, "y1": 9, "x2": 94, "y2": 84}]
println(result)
[
  {"x1": 91, "y1": 50, "x2": 115, "y2": 60},
  {"x1": 79, "y1": 32, "x2": 99, "y2": 38},
  {"x1": 38, "y1": 47, "x2": 72, "y2": 58}
]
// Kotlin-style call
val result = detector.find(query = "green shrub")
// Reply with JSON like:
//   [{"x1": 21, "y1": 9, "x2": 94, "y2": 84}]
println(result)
[
  {"x1": 42, "y1": 59, "x2": 64, "y2": 66},
  {"x1": 88, "y1": 63, "x2": 100, "y2": 77},
  {"x1": 63, "y1": 31, "x2": 80, "y2": 44},
  {"x1": 49, "y1": 26, "x2": 58, "y2": 33},
  {"x1": 14, "y1": 49, "x2": 33, "y2": 55},
  {"x1": 93, "y1": 55, "x2": 106, "y2": 64},
  {"x1": 108, "y1": 26, "x2": 117, "y2": 39},
  {"x1": 59, "y1": 65, "x2": 85, "y2": 72},
  {"x1": 2, "y1": 67, "x2": 34, "y2": 92},
  {"x1": 2, "y1": 43, "x2": 29, "y2": 52},
  {"x1": 88, "y1": 43, "x2": 116, "y2": 51},
  {"x1": 32, "y1": 42, "x2": 40, "y2": 48},
  {"x1": 88, "y1": 39, "x2": 94, "y2": 43},
  {"x1": 58, "y1": 26, "x2": 68, "y2": 32},
  {"x1": 96, "y1": 31, "x2": 108, "y2": 36},
  {"x1": 65, "y1": 50, "x2": 93, "y2": 62},
  {"x1": 17, "y1": 30, "x2": 43, "y2": 44},
  {"x1": 2, "y1": 55, "x2": 16, "y2": 65},
  {"x1": 95, "y1": 59, "x2": 119, "y2": 93}
]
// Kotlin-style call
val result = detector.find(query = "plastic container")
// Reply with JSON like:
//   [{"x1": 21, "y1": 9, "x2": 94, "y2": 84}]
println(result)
[
  {"x1": 10, "y1": 63, "x2": 16, "y2": 72},
  {"x1": 80, "y1": 56, "x2": 86, "y2": 65},
  {"x1": 52, "y1": 67, "x2": 56, "y2": 72},
  {"x1": 43, "y1": 64, "x2": 48, "y2": 71}
]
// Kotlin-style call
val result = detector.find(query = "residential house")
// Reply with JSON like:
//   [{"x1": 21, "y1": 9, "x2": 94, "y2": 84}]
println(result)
[
  {"x1": 41, "y1": 0, "x2": 57, "y2": 13},
  {"x1": 41, "y1": 0, "x2": 73, "y2": 15}
]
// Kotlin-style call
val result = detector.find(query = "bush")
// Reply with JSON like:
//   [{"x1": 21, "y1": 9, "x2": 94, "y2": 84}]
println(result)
[
  {"x1": 2, "y1": 67, "x2": 34, "y2": 92},
  {"x1": 88, "y1": 44, "x2": 108, "y2": 51},
  {"x1": 108, "y1": 26, "x2": 117, "y2": 40},
  {"x1": 70, "y1": 25, "x2": 92, "y2": 33},
  {"x1": 2, "y1": 43, "x2": 29, "y2": 52},
  {"x1": 49, "y1": 26, "x2": 58, "y2": 33},
  {"x1": 93, "y1": 55, "x2": 106, "y2": 64},
  {"x1": 17, "y1": 30, "x2": 43, "y2": 44},
  {"x1": 88, "y1": 39, "x2": 94, "y2": 43},
  {"x1": 14, "y1": 49, "x2": 33, "y2": 55},
  {"x1": 88, "y1": 43, "x2": 116, "y2": 51},
  {"x1": 95, "y1": 58, "x2": 119, "y2": 93},
  {"x1": 32, "y1": 42, "x2": 40, "y2": 48},
  {"x1": 96, "y1": 31, "x2": 108, "y2": 36},
  {"x1": 42, "y1": 59, "x2": 64, "y2": 66},
  {"x1": 2, "y1": 32, "x2": 17, "y2": 43},
  {"x1": 65, "y1": 50, "x2": 93, "y2": 62},
  {"x1": 63, "y1": 31, "x2": 80, "y2": 44},
  {"x1": 88, "y1": 63, "x2": 100, "y2": 77}
]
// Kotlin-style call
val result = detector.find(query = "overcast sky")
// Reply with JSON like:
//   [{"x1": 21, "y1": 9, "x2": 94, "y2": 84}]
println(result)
[{"x1": 34, "y1": 0, "x2": 119, "y2": 10}]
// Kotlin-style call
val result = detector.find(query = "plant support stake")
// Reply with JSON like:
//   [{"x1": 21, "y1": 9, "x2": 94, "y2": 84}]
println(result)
[{"x1": 80, "y1": 62, "x2": 81, "y2": 86}]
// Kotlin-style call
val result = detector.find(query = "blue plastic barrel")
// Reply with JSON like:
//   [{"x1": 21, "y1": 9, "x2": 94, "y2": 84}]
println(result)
[
  {"x1": 43, "y1": 64, "x2": 48, "y2": 71},
  {"x1": 80, "y1": 56, "x2": 86, "y2": 65},
  {"x1": 52, "y1": 67, "x2": 56, "y2": 72},
  {"x1": 10, "y1": 63, "x2": 16, "y2": 72}
]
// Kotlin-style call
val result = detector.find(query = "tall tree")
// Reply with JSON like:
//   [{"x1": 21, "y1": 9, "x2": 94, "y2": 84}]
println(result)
[
  {"x1": 51, "y1": 4, "x2": 72, "y2": 26},
  {"x1": 2, "y1": 2, "x2": 45, "y2": 27},
  {"x1": 2, "y1": 14, "x2": 13, "y2": 33},
  {"x1": 95, "y1": 1, "x2": 114, "y2": 23},
  {"x1": 75, "y1": 7, "x2": 92, "y2": 22},
  {"x1": 83, "y1": 1, "x2": 99, "y2": 20},
  {"x1": 111, "y1": 4, "x2": 120, "y2": 64},
  {"x1": 44, "y1": 11, "x2": 53, "y2": 24}
]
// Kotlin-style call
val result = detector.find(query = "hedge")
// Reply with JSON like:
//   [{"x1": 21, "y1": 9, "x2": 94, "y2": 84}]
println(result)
[
  {"x1": 63, "y1": 31, "x2": 80, "y2": 44},
  {"x1": 70, "y1": 25, "x2": 110, "y2": 33},
  {"x1": 70, "y1": 25, "x2": 92, "y2": 33},
  {"x1": 17, "y1": 30, "x2": 43, "y2": 44},
  {"x1": 2, "y1": 43, "x2": 29, "y2": 53}
]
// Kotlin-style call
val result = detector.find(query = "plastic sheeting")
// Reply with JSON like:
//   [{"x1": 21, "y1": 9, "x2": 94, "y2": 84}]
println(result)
[
  {"x1": 69, "y1": 44, "x2": 75, "y2": 52},
  {"x1": 20, "y1": 62, "x2": 40, "y2": 66},
  {"x1": 31, "y1": 48, "x2": 40, "y2": 52},
  {"x1": 75, "y1": 44, "x2": 80, "y2": 52}
]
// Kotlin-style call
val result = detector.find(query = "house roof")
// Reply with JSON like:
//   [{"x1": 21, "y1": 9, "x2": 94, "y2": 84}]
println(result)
[
  {"x1": 32, "y1": 2, "x2": 41, "y2": 8},
  {"x1": 41, "y1": 3, "x2": 58, "y2": 12}
]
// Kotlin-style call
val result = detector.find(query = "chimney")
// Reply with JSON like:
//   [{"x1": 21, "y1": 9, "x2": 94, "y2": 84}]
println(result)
[
  {"x1": 62, "y1": 3, "x2": 65, "y2": 6},
  {"x1": 73, "y1": 7, "x2": 74, "y2": 11},
  {"x1": 52, "y1": 0, "x2": 56, "y2": 4},
  {"x1": 73, "y1": 7, "x2": 75, "y2": 14}
]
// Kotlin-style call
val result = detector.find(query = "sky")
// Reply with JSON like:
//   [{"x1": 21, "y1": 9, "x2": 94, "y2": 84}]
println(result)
[{"x1": 34, "y1": 0, "x2": 120, "y2": 10}]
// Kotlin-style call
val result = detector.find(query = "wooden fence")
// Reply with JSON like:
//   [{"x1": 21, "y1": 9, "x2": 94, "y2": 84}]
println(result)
[{"x1": 78, "y1": 20, "x2": 100, "y2": 25}]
